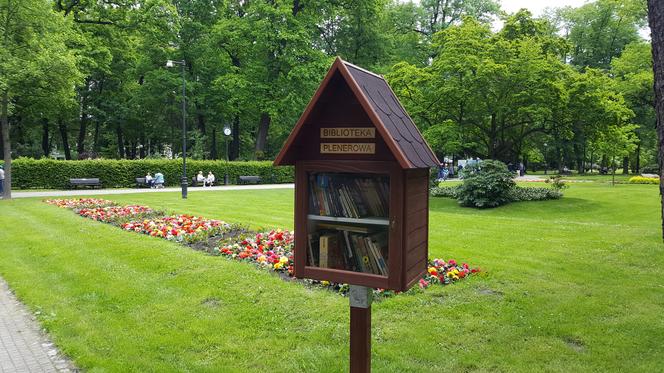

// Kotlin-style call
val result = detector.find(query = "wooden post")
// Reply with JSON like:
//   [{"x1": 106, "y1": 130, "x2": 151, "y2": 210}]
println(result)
[{"x1": 349, "y1": 285, "x2": 372, "y2": 373}]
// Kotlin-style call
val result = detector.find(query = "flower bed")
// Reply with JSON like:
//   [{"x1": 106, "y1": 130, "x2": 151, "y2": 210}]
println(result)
[
  {"x1": 77, "y1": 205, "x2": 156, "y2": 223},
  {"x1": 214, "y1": 229, "x2": 479, "y2": 296},
  {"x1": 122, "y1": 215, "x2": 233, "y2": 243},
  {"x1": 46, "y1": 198, "x2": 117, "y2": 209},
  {"x1": 215, "y1": 229, "x2": 295, "y2": 275},
  {"x1": 46, "y1": 198, "x2": 480, "y2": 296},
  {"x1": 419, "y1": 259, "x2": 480, "y2": 289}
]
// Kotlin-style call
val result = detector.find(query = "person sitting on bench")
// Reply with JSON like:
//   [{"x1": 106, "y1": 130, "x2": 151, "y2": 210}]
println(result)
[
  {"x1": 145, "y1": 172, "x2": 154, "y2": 188},
  {"x1": 204, "y1": 171, "x2": 215, "y2": 187},
  {"x1": 196, "y1": 171, "x2": 205, "y2": 186}
]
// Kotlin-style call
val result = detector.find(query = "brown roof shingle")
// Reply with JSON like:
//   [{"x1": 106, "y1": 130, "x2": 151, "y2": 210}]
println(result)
[{"x1": 343, "y1": 61, "x2": 439, "y2": 168}]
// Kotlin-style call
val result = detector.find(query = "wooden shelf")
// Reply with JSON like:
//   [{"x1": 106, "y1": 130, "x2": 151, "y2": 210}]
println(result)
[{"x1": 307, "y1": 214, "x2": 389, "y2": 226}]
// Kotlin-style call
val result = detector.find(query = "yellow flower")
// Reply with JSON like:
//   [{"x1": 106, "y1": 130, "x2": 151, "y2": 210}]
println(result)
[
  {"x1": 321, "y1": 281, "x2": 330, "y2": 286},
  {"x1": 274, "y1": 262, "x2": 283, "y2": 270},
  {"x1": 428, "y1": 267, "x2": 437, "y2": 274},
  {"x1": 279, "y1": 256, "x2": 289, "y2": 264}
]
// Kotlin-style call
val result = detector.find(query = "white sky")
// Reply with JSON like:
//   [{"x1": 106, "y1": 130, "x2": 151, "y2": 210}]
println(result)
[
  {"x1": 497, "y1": 0, "x2": 650, "y2": 38},
  {"x1": 498, "y1": 0, "x2": 589, "y2": 16}
]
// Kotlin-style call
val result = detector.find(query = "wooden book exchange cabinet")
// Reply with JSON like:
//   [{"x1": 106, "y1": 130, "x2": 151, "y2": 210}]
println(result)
[{"x1": 275, "y1": 57, "x2": 439, "y2": 292}]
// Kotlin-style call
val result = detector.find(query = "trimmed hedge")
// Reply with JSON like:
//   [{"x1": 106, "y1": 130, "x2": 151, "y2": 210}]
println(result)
[{"x1": 10, "y1": 158, "x2": 294, "y2": 189}]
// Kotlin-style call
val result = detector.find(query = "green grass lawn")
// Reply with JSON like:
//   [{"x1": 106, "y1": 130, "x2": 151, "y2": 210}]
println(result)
[{"x1": 0, "y1": 183, "x2": 663, "y2": 372}]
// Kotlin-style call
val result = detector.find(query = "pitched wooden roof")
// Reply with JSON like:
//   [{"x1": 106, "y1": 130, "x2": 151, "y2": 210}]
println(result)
[{"x1": 274, "y1": 57, "x2": 439, "y2": 169}]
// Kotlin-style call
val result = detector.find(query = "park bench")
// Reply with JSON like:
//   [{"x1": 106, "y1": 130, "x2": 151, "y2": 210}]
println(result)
[
  {"x1": 69, "y1": 178, "x2": 102, "y2": 189},
  {"x1": 191, "y1": 176, "x2": 216, "y2": 187},
  {"x1": 135, "y1": 177, "x2": 149, "y2": 188},
  {"x1": 238, "y1": 175, "x2": 261, "y2": 184}
]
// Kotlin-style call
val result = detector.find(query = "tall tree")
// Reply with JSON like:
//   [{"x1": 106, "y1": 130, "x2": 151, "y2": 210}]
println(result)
[
  {"x1": 558, "y1": 0, "x2": 646, "y2": 69},
  {"x1": 1, "y1": 0, "x2": 80, "y2": 199},
  {"x1": 647, "y1": 0, "x2": 664, "y2": 240},
  {"x1": 611, "y1": 41, "x2": 656, "y2": 173}
]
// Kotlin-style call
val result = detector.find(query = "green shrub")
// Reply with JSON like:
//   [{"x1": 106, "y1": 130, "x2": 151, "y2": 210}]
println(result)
[
  {"x1": 10, "y1": 158, "x2": 294, "y2": 189},
  {"x1": 628, "y1": 176, "x2": 659, "y2": 184},
  {"x1": 544, "y1": 175, "x2": 568, "y2": 190},
  {"x1": 430, "y1": 185, "x2": 461, "y2": 198},
  {"x1": 507, "y1": 187, "x2": 562, "y2": 201},
  {"x1": 457, "y1": 160, "x2": 515, "y2": 208}
]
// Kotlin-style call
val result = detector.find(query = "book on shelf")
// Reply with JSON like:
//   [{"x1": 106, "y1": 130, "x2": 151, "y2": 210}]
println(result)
[
  {"x1": 316, "y1": 223, "x2": 371, "y2": 233},
  {"x1": 319, "y1": 233, "x2": 345, "y2": 269},
  {"x1": 308, "y1": 223, "x2": 389, "y2": 276},
  {"x1": 307, "y1": 233, "x2": 320, "y2": 267},
  {"x1": 309, "y1": 173, "x2": 389, "y2": 219}
]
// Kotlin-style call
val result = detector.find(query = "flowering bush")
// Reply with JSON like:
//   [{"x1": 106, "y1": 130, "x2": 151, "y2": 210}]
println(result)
[
  {"x1": 628, "y1": 176, "x2": 659, "y2": 184},
  {"x1": 430, "y1": 185, "x2": 461, "y2": 198},
  {"x1": 122, "y1": 215, "x2": 232, "y2": 243},
  {"x1": 507, "y1": 187, "x2": 562, "y2": 201},
  {"x1": 46, "y1": 198, "x2": 117, "y2": 209}
]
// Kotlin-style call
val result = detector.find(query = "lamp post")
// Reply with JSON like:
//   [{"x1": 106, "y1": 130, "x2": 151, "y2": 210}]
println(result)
[
  {"x1": 543, "y1": 142, "x2": 548, "y2": 175},
  {"x1": 223, "y1": 124, "x2": 231, "y2": 185},
  {"x1": 167, "y1": 59, "x2": 188, "y2": 199},
  {"x1": 223, "y1": 124, "x2": 231, "y2": 161}
]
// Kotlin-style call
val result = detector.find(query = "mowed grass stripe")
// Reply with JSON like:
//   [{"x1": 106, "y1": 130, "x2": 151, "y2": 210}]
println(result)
[
  {"x1": 0, "y1": 199, "x2": 351, "y2": 372},
  {"x1": 0, "y1": 183, "x2": 662, "y2": 371}
]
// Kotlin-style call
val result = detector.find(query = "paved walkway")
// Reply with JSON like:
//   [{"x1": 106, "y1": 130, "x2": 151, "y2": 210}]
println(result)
[
  {"x1": 10, "y1": 183, "x2": 294, "y2": 199},
  {"x1": 0, "y1": 279, "x2": 76, "y2": 372}
]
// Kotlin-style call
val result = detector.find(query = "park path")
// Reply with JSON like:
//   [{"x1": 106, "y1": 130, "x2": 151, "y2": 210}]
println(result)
[
  {"x1": 0, "y1": 279, "x2": 76, "y2": 372},
  {"x1": 9, "y1": 183, "x2": 294, "y2": 199}
]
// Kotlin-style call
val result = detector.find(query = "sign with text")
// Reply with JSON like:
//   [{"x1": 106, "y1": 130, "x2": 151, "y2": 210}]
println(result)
[
  {"x1": 320, "y1": 127, "x2": 375, "y2": 139},
  {"x1": 320, "y1": 143, "x2": 376, "y2": 154}
]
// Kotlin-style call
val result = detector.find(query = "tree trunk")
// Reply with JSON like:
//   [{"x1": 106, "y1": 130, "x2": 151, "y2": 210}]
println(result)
[
  {"x1": 255, "y1": 112, "x2": 270, "y2": 158},
  {"x1": 58, "y1": 119, "x2": 71, "y2": 160},
  {"x1": 116, "y1": 126, "x2": 124, "y2": 159},
  {"x1": 210, "y1": 127, "x2": 218, "y2": 160},
  {"x1": 1, "y1": 91, "x2": 11, "y2": 199},
  {"x1": 41, "y1": 118, "x2": 49, "y2": 157},
  {"x1": 635, "y1": 143, "x2": 641, "y2": 174},
  {"x1": 230, "y1": 115, "x2": 240, "y2": 161},
  {"x1": 77, "y1": 80, "x2": 90, "y2": 157},
  {"x1": 93, "y1": 120, "x2": 101, "y2": 153},
  {"x1": 138, "y1": 133, "x2": 149, "y2": 159},
  {"x1": 622, "y1": 156, "x2": 629, "y2": 174},
  {"x1": 648, "y1": 0, "x2": 664, "y2": 240},
  {"x1": 130, "y1": 141, "x2": 137, "y2": 159}
]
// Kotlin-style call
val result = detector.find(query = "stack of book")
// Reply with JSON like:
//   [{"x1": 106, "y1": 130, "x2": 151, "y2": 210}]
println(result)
[
  {"x1": 308, "y1": 224, "x2": 388, "y2": 276},
  {"x1": 309, "y1": 173, "x2": 389, "y2": 218}
]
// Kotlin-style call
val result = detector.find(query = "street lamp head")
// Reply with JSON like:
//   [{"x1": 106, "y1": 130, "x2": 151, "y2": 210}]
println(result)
[
  {"x1": 166, "y1": 60, "x2": 174, "y2": 68},
  {"x1": 223, "y1": 125, "x2": 231, "y2": 136}
]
